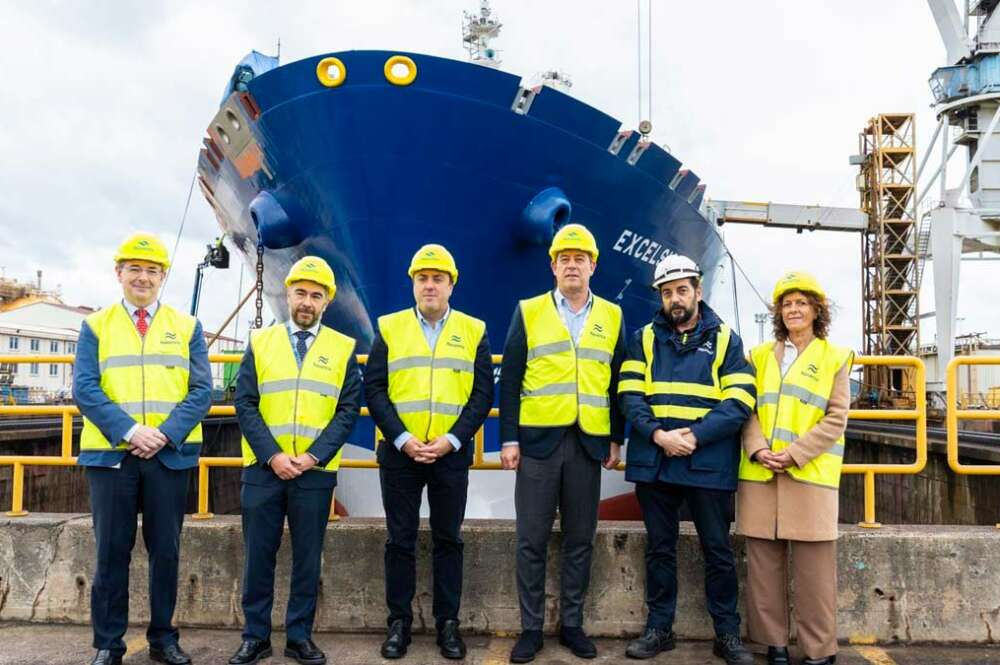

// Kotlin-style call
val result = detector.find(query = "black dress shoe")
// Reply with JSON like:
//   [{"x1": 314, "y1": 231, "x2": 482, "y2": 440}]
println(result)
[
  {"x1": 802, "y1": 657, "x2": 836, "y2": 665},
  {"x1": 380, "y1": 620, "x2": 411, "y2": 659},
  {"x1": 767, "y1": 645, "x2": 790, "y2": 665},
  {"x1": 90, "y1": 651, "x2": 123, "y2": 665},
  {"x1": 625, "y1": 628, "x2": 676, "y2": 659},
  {"x1": 559, "y1": 626, "x2": 597, "y2": 659},
  {"x1": 285, "y1": 638, "x2": 326, "y2": 665},
  {"x1": 437, "y1": 619, "x2": 467, "y2": 660},
  {"x1": 712, "y1": 634, "x2": 754, "y2": 665},
  {"x1": 228, "y1": 639, "x2": 272, "y2": 665},
  {"x1": 509, "y1": 630, "x2": 544, "y2": 663},
  {"x1": 149, "y1": 643, "x2": 192, "y2": 665}
]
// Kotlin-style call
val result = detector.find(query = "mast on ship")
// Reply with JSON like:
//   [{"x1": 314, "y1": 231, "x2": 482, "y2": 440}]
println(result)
[{"x1": 462, "y1": 0, "x2": 502, "y2": 68}]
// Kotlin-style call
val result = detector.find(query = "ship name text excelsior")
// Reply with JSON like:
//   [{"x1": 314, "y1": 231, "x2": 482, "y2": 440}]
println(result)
[{"x1": 612, "y1": 229, "x2": 676, "y2": 266}]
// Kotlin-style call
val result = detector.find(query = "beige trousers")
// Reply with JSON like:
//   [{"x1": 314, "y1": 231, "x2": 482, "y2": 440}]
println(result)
[{"x1": 745, "y1": 537, "x2": 838, "y2": 659}]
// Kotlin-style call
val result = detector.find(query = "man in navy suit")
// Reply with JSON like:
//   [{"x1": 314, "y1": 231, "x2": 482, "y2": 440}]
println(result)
[
  {"x1": 229, "y1": 257, "x2": 361, "y2": 665},
  {"x1": 74, "y1": 232, "x2": 212, "y2": 665}
]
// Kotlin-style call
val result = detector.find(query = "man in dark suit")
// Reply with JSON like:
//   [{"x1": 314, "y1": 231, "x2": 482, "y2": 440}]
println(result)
[
  {"x1": 74, "y1": 232, "x2": 212, "y2": 665},
  {"x1": 365, "y1": 244, "x2": 493, "y2": 660},
  {"x1": 499, "y1": 224, "x2": 625, "y2": 663},
  {"x1": 229, "y1": 257, "x2": 361, "y2": 665}
]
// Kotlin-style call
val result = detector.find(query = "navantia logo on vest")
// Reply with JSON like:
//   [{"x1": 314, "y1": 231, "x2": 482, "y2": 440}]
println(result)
[
  {"x1": 590, "y1": 323, "x2": 606, "y2": 340},
  {"x1": 801, "y1": 363, "x2": 820, "y2": 381}
]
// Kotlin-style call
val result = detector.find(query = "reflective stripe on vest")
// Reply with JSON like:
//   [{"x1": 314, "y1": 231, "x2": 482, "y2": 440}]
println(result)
[
  {"x1": 379, "y1": 308, "x2": 485, "y2": 441},
  {"x1": 738, "y1": 338, "x2": 854, "y2": 489},
  {"x1": 618, "y1": 322, "x2": 741, "y2": 414},
  {"x1": 80, "y1": 303, "x2": 201, "y2": 452},
  {"x1": 518, "y1": 293, "x2": 622, "y2": 436},
  {"x1": 240, "y1": 324, "x2": 357, "y2": 472}
]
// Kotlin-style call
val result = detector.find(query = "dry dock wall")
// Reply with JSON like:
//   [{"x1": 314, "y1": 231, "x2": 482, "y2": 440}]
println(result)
[{"x1": 0, "y1": 516, "x2": 997, "y2": 644}]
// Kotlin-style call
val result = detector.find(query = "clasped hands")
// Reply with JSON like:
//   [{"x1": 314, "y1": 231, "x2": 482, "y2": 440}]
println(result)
[
  {"x1": 753, "y1": 448, "x2": 794, "y2": 472},
  {"x1": 270, "y1": 452, "x2": 319, "y2": 480},
  {"x1": 128, "y1": 425, "x2": 169, "y2": 459},
  {"x1": 652, "y1": 427, "x2": 697, "y2": 456},
  {"x1": 402, "y1": 435, "x2": 454, "y2": 464}
]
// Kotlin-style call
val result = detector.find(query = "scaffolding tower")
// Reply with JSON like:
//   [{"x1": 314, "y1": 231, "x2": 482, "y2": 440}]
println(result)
[{"x1": 857, "y1": 114, "x2": 919, "y2": 396}]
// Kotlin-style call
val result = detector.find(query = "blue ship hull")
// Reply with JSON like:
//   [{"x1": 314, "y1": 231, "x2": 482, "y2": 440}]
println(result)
[{"x1": 198, "y1": 50, "x2": 726, "y2": 360}]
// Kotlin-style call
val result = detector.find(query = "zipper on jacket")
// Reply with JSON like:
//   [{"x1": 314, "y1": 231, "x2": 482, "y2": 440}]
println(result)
[
  {"x1": 292, "y1": 338, "x2": 308, "y2": 458},
  {"x1": 139, "y1": 305, "x2": 155, "y2": 427},
  {"x1": 767, "y1": 343, "x2": 809, "y2": 449},
  {"x1": 573, "y1": 333, "x2": 581, "y2": 421},
  {"x1": 424, "y1": 312, "x2": 446, "y2": 442}
]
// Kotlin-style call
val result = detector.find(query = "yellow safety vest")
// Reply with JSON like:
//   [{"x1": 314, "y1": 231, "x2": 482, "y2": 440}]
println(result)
[
  {"x1": 379, "y1": 308, "x2": 486, "y2": 441},
  {"x1": 80, "y1": 303, "x2": 202, "y2": 451},
  {"x1": 518, "y1": 292, "x2": 622, "y2": 436},
  {"x1": 240, "y1": 324, "x2": 357, "y2": 472},
  {"x1": 738, "y1": 338, "x2": 854, "y2": 489}
]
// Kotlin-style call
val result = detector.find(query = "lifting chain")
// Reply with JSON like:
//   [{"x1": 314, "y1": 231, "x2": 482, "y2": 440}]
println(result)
[{"x1": 254, "y1": 242, "x2": 265, "y2": 329}]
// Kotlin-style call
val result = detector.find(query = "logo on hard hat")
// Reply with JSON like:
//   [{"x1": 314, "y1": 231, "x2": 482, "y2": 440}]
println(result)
[
  {"x1": 567, "y1": 230, "x2": 580, "y2": 238},
  {"x1": 424, "y1": 250, "x2": 436, "y2": 258},
  {"x1": 305, "y1": 262, "x2": 317, "y2": 270},
  {"x1": 137, "y1": 240, "x2": 150, "y2": 248}
]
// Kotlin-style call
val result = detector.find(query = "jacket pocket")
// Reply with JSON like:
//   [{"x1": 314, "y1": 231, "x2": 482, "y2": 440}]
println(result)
[
  {"x1": 626, "y1": 435, "x2": 660, "y2": 467},
  {"x1": 688, "y1": 443, "x2": 723, "y2": 472}
]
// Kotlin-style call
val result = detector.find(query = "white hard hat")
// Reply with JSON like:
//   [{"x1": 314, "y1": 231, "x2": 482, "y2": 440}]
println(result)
[{"x1": 652, "y1": 254, "x2": 702, "y2": 288}]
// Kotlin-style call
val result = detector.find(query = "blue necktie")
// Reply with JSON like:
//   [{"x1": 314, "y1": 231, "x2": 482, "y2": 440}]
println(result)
[{"x1": 294, "y1": 330, "x2": 311, "y2": 363}]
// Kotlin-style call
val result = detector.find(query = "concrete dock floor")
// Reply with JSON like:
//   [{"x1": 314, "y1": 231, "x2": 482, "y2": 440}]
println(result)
[{"x1": 1, "y1": 624, "x2": 997, "y2": 665}]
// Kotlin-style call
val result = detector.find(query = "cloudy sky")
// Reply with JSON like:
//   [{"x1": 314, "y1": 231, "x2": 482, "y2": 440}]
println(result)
[{"x1": 1, "y1": 0, "x2": 994, "y2": 351}]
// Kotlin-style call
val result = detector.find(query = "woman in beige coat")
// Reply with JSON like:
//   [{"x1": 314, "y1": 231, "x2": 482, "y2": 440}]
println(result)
[{"x1": 736, "y1": 272, "x2": 852, "y2": 665}]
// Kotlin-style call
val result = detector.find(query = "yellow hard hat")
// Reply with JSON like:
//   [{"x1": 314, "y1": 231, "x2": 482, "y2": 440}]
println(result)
[
  {"x1": 772, "y1": 270, "x2": 826, "y2": 304},
  {"x1": 549, "y1": 223, "x2": 599, "y2": 262},
  {"x1": 408, "y1": 243, "x2": 458, "y2": 283},
  {"x1": 114, "y1": 232, "x2": 170, "y2": 269},
  {"x1": 285, "y1": 256, "x2": 337, "y2": 299}
]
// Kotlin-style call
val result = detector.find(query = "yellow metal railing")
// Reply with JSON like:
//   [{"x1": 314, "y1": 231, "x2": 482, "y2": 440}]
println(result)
[
  {"x1": 0, "y1": 354, "x2": 509, "y2": 520},
  {"x1": 843, "y1": 355, "x2": 927, "y2": 528},
  {"x1": 945, "y1": 356, "x2": 1000, "y2": 528},
  {"x1": 0, "y1": 353, "x2": 927, "y2": 526}
]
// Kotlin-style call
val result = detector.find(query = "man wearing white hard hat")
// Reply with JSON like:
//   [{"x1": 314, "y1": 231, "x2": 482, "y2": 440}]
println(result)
[{"x1": 617, "y1": 254, "x2": 755, "y2": 664}]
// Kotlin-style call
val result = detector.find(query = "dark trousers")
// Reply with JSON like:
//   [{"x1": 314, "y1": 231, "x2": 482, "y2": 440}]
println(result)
[
  {"x1": 379, "y1": 458, "x2": 469, "y2": 630},
  {"x1": 634, "y1": 481, "x2": 740, "y2": 636},
  {"x1": 514, "y1": 427, "x2": 601, "y2": 631},
  {"x1": 86, "y1": 456, "x2": 190, "y2": 655},
  {"x1": 240, "y1": 480, "x2": 333, "y2": 642}
]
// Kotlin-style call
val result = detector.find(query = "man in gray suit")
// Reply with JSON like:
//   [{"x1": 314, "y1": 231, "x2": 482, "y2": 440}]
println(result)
[{"x1": 499, "y1": 224, "x2": 626, "y2": 663}]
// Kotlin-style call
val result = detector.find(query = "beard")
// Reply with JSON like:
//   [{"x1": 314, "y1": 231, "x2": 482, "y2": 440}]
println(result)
[
  {"x1": 293, "y1": 307, "x2": 318, "y2": 328},
  {"x1": 668, "y1": 302, "x2": 696, "y2": 326}
]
